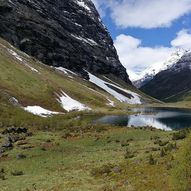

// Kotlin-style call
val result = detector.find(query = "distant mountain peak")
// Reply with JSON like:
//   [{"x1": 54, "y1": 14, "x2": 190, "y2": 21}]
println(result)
[
  {"x1": 134, "y1": 49, "x2": 187, "y2": 88},
  {"x1": 139, "y1": 48, "x2": 191, "y2": 101}
]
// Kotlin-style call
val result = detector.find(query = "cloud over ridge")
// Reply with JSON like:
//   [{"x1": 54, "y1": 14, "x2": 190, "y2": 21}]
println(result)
[{"x1": 114, "y1": 30, "x2": 191, "y2": 80}]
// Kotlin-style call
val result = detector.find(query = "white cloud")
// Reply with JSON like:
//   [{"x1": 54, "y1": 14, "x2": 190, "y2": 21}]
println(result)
[
  {"x1": 94, "y1": 0, "x2": 191, "y2": 29},
  {"x1": 91, "y1": 1, "x2": 191, "y2": 80},
  {"x1": 114, "y1": 34, "x2": 173, "y2": 79},
  {"x1": 171, "y1": 29, "x2": 191, "y2": 49},
  {"x1": 114, "y1": 29, "x2": 191, "y2": 80}
]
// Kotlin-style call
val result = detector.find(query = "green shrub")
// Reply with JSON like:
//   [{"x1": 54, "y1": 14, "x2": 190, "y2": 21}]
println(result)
[
  {"x1": 11, "y1": 170, "x2": 24, "y2": 176},
  {"x1": 0, "y1": 168, "x2": 5, "y2": 180},
  {"x1": 149, "y1": 154, "x2": 156, "y2": 165},
  {"x1": 159, "y1": 140, "x2": 169, "y2": 147},
  {"x1": 164, "y1": 143, "x2": 177, "y2": 152},
  {"x1": 124, "y1": 148, "x2": 135, "y2": 159},
  {"x1": 160, "y1": 148, "x2": 166, "y2": 157},
  {"x1": 121, "y1": 140, "x2": 129, "y2": 147},
  {"x1": 151, "y1": 147, "x2": 160, "y2": 151},
  {"x1": 172, "y1": 130, "x2": 188, "y2": 140},
  {"x1": 90, "y1": 164, "x2": 114, "y2": 176}
]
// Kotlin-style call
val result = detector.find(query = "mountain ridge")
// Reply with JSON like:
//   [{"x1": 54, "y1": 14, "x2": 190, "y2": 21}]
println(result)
[
  {"x1": 140, "y1": 50, "x2": 191, "y2": 101},
  {"x1": 134, "y1": 49, "x2": 187, "y2": 88}
]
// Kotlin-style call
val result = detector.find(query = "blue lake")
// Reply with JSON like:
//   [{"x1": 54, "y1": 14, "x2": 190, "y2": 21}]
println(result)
[{"x1": 93, "y1": 107, "x2": 191, "y2": 130}]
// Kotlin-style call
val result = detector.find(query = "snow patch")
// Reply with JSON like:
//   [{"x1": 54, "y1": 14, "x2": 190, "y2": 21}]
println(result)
[
  {"x1": 24, "y1": 106, "x2": 60, "y2": 117},
  {"x1": 75, "y1": 0, "x2": 91, "y2": 12},
  {"x1": 8, "y1": 49, "x2": 39, "y2": 73},
  {"x1": 86, "y1": 86, "x2": 115, "y2": 107},
  {"x1": 7, "y1": 95, "x2": 60, "y2": 117},
  {"x1": 88, "y1": 73, "x2": 141, "y2": 104},
  {"x1": 57, "y1": 91, "x2": 91, "y2": 112},
  {"x1": 74, "y1": 22, "x2": 82, "y2": 27},
  {"x1": 71, "y1": 34, "x2": 98, "y2": 46},
  {"x1": 8, "y1": 49, "x2": 23, "y2": 62},
  {"x1": 107, "y1": 99, "x2": 115, "y2": 107},
  {"x1": 56, "y1": 67, "x2": 77, "y2": 78}
]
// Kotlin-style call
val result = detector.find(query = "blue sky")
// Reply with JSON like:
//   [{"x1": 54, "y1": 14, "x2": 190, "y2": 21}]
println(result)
[
  {"x1": 103, "y1": 14, "x2": 191, "y2": 47},
  {"x1": 92, "y1": 0, "x2": 191, "y2": 80}
]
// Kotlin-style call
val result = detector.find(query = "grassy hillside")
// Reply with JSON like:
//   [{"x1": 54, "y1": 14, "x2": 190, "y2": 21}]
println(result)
[
  {"x1": 0, "y1": 38, "x2": 110, "y2": 111},
  {"x1": 0, "y1": 37, "x2": 154, "y2": 115},
  {"x1": 0, "y1": 38, "x2": 191, "y2": 191},
  {"x1": 0, "y1": 37, "x2": 159, "y2": 129}
]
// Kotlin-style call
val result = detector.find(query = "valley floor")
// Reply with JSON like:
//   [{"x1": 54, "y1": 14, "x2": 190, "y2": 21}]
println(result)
[
  {"x1": 150, "y1": 101, "x2": 191, "y2": 109},
  {"x1": 0, "y1": 120, "x2": 190, "y2": 191}
]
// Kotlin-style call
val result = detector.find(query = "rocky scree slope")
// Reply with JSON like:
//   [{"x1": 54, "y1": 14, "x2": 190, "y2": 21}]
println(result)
[
  {"x1": 0, "y1": 0, "x2": 130, "y2": 83},
  {"x1": 140, "y1": 51, "x2": 191, "y2": 101}
]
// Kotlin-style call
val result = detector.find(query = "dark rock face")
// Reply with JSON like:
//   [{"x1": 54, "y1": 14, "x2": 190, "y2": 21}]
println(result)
[
  {"x1": 141, "y1": 52, "x2": 191, "y2": 101},
  {"x1": 0, "y1": 0, "x2": 131, "y2": 83}
]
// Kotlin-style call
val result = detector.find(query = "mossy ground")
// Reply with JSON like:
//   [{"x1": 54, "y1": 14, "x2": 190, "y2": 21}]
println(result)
[{"x1": 0, "y1": 121, "x2": 188, "y2": 191}]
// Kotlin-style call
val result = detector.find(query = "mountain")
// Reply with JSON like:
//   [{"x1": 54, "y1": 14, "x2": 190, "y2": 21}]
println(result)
[
  {"x1": 0, "y1": 37, "x2": 156, "y2": 120},
  {"x1": 140, "y1": 50, "x2": 191, "y2": 102},
  {"x1": 134, "y1": 49, "x2": 186, "y2": 88},
  {"x1": 0, "y1": 0, "x2": 158, "y2": 119},
  {"x1": 0, "y1": 0, "x2": 130, "y2": 83}
]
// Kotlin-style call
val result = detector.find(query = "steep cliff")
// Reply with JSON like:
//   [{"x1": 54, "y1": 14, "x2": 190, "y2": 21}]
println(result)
[{"x1": 0, "y1": 0, "x2": 130, "y2": 83}]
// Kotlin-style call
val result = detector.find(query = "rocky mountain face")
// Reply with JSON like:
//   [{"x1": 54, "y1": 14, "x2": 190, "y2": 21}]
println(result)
[
  {"x1": 0, "y1": 0, "x2": 130, "y2": 83},
  {"x1": 140, "y1": 51, "x2": 191, "y2": 101}
]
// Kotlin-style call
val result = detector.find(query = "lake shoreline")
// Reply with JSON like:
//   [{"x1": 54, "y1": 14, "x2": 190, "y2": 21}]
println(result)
[{"x1": 93, "y1": 107, "x2": 191, "y2": 131}]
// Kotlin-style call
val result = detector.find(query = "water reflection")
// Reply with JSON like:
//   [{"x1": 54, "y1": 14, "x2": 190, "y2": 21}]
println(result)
[{"x1": 94, "y1": 107, "x2": 191, "y2": 130}]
